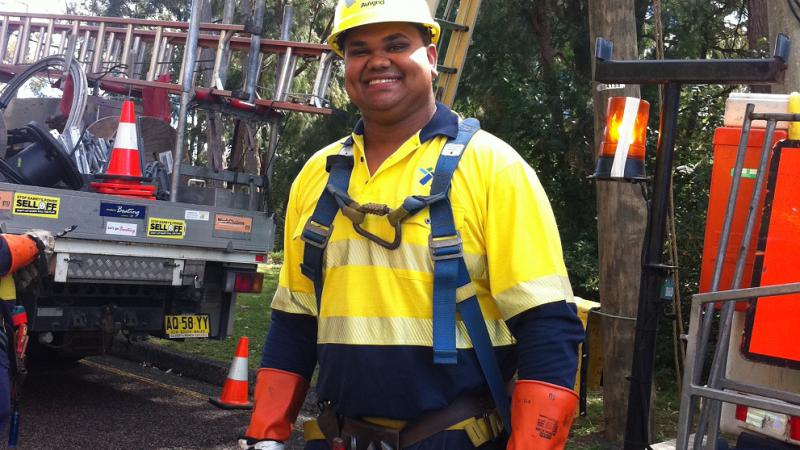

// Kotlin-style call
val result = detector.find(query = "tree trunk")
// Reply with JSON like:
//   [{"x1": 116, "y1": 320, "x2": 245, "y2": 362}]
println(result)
[
  {"x1": 587, "y1": 0, "x2": 649, "y2": 445},
  {"x1": 524, "y1": 1, "x2": 567, "y2": 145},
  {"x1": 748, "y1": 0, "x2": 770, "y2": 93},
  {"x1": 766, "y1": 1, "x2": 800, "y2": 94}
]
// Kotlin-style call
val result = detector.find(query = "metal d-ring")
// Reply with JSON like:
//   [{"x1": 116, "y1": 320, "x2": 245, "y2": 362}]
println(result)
[{"x1": 353, "y1": 219, "x2": 402, "y2": 250}]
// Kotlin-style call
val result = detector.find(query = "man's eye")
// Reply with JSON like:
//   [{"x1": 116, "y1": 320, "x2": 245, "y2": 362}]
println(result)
[{"x1": 388, "y1": 43, "x2": 408, "y2": 52}]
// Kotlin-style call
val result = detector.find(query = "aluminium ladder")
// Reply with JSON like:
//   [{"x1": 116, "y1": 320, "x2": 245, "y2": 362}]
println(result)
[
  {"x1": 427, "y1": 0, "x2": 482, "y2": 107},
  {"x1": 0, "y1": 10, "x2": 337, "y2": 117}
]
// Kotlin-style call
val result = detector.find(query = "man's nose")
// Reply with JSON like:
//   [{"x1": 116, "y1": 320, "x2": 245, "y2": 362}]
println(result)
[{"x1": 366, "y1": 52, "x2": 391, "y2": 70}]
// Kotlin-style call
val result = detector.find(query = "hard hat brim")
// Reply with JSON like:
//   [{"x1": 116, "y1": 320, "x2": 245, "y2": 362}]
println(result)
[{"x1": 328, "y1": 15, "x2": 440, "y2": 57}]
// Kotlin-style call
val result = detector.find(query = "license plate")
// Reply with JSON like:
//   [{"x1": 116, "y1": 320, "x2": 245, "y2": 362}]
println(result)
[
  {"x1": 746, "y1": 408, "x2": 788, "y2": 436},
  {"x1": 164, "y1": 314, "x2": 210, "y2": 338}
]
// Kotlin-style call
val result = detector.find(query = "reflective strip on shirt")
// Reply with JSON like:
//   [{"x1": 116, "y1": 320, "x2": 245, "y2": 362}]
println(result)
[{"x1": 318, "y1": 316, "x2": 514, "y2": 347}]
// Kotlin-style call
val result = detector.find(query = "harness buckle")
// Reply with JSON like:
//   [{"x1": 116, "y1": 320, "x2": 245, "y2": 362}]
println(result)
[
  {"x1": 301, "y1": 219, "x2": 333, "y2": 249},
  {"x1": 429, "y1": 232, "x2": 463, "y2": 261}
]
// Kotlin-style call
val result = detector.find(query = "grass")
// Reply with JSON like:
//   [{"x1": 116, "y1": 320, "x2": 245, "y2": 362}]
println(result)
[
  {"x1": 153, "y1": 265, "x2": 279, "y2": 370},
  {"x1": 155, "y1": 262, "x2": 683, "y2": 448},
  {"x1": 569, "y1": 377, "x2": 682, "y2": 449}
]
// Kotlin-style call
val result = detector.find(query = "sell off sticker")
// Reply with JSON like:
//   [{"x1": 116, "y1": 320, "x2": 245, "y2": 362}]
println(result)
[
  {"x1": 13, "y1": 193, "x2": 60, "y2": 218},
  {"x1": 147, "y1": 218, "x2": 186, "y2": 239}
]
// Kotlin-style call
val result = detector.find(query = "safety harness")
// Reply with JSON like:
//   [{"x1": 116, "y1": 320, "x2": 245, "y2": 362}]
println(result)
[{"x1": 299, "y1": 118, "x2": 512, "y2": 434}]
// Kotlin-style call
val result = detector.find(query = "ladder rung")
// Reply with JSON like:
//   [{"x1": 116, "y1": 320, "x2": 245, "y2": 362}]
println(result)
[
  {"x1": 91, "y1": 22, "x2": 105, "y2": 73},
  {"x1": 435, "y1": 19, "x2": 468, "y2": 32},
  {"x1": 43, "y1": 19, "x2": 54, "y2": 58},
  {"x1": 0, "y1": 16, "x2": 9, "y2": 62},
  {"x1": 437, "y1": 64, "x2": 457, "y2": 74}
]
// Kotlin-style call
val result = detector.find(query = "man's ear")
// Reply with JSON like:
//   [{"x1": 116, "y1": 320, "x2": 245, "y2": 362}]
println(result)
[{"x1": 427, "y1": 43, "x2": 438, "y2": 77}]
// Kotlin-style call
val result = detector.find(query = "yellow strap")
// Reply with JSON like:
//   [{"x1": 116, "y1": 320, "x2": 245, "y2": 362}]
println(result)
[
  {"x1": 363, "y1": 410, "x2": 503, "y2": 446},
  {"x1": 0, "y1": 275, "x2": 16, "y2": 301},
  {"x1": 303, "y1": 419, "x2": 326, "y2": 442},
  {"x1": 306, "y1": 411, "x2": 503, "y2": 445}
]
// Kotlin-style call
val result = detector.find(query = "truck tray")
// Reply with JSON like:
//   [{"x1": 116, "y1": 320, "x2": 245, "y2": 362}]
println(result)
[{"x1": 0, "y1": 182, "x2": 274, "y2": 255}]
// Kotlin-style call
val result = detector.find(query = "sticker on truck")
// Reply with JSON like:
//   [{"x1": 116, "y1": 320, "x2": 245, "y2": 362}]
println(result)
[
  {"x1": 105, "y1": 221, "x2": 138, "y2": 237},
  {"x1": 147, "y1": 218, "x2": 186, "y2": 239},
  {"x1": 13, "y1": 193, "x2": 60, "y2": 218},
  {"x1": 100, "y1": 202, "x2": 146, "y2": 219},
  {"x1": 164, "y1": 314, "x2": 210, "y2": 338},
  {"x1": 185, "y1": 210, "x2": 210, "y2": 221},
  {"x1": 214, "y1": 214, "x2": 252, "y2": 233},
  {"x1": 0, "y1": 191, "x2": 12, "y2": 210}
]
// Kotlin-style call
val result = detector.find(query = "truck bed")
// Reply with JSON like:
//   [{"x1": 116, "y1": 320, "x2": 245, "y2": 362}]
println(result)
[{"x1": 0, "y1": 181, "x2": 274, "y2": 259}]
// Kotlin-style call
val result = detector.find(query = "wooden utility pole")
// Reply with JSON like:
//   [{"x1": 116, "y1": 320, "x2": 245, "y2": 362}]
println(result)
[
  {"x1": 766, "y1": 2, "x2": 800, "y2": 93},
  {"x1": 587, "y1": 0, "x2": 649, "y2": 444}
]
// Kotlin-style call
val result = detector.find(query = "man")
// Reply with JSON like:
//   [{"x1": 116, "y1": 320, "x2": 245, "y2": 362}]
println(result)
[
  {"x1": 0, "y1": 229, "x2": 54, "y2": 434},
  {"x1": 240, "y1": 1, "x2": 585, "y2": 449}
]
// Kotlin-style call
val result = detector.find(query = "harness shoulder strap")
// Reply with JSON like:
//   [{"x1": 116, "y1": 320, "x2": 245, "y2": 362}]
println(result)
[
  {"x1": 428, "y1": 118, "x2": 512, "y2": 433},
  {"x1": 299, "y1": 145, "x2": 354, "y2": 313},
  {"x1": 428, "y1": 118, "x2": 480, "y2": 365}
]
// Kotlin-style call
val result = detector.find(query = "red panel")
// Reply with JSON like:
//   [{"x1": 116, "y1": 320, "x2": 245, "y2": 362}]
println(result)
[
  {"x1": 699, "y1": 127, "x2": 787, "y2": 311},
  {"x1": 747, "y1": 146, "x2": 800, "y2": 363}
]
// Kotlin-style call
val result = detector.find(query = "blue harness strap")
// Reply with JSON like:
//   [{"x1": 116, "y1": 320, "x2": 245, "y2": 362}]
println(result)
[
  {"x1": 299, "y1": 145, "x2": 354, "y2": 313},
  {"x1": 300, "y1": 119, "x2": 511, "y2": 434},
  {"x1": 427, "y1": 119, "x2": 479, "y2": 365},
  {"x1": 427, "y1": 119, "x2": 511, "y2": 432}
]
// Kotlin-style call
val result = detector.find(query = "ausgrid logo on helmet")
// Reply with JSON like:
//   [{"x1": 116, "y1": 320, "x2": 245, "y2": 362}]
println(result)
[{"x1": 327, "y1": 0, "x2": 441, "y2": 57}]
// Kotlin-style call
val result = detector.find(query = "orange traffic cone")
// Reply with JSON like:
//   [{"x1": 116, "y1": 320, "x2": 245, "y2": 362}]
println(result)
[
  {"x1": 90, "y1": 100, "x2": 156, "y2": 199},
  {"x1": 209, "y1": 336, "x2": 253, "y2": 409}
]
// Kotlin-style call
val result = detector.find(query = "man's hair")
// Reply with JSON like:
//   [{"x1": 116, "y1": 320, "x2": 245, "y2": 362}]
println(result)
[{"x1": 337, "y1": 24, "x2": 433, "y2": 54}]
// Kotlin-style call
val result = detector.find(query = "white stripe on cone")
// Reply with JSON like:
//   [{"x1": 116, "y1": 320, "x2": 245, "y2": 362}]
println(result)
[
  {"x1": 610, "y1": 97, "x2": 641, "y2": 178},
  {"x1": 114, "y1": 122, "x2": 139, "y2": 151},
  {"x1": 227, "y1": 356, "x2": 249, "y2": 382}
]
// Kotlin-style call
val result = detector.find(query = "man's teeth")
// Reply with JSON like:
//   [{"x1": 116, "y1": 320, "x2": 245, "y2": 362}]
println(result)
[{"x1": 369, "y1": 78, "x2": 397, "y2": 85}]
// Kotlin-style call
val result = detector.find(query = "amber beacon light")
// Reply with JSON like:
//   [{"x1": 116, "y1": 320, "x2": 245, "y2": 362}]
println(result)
[{"x1": 593, "y1": 96, "x2": 650, "y2": 180}]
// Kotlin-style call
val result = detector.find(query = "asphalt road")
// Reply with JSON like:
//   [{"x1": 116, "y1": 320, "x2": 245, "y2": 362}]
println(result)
[{"x1": 0, "y1": 355, "x2": 305, "y2": 450}]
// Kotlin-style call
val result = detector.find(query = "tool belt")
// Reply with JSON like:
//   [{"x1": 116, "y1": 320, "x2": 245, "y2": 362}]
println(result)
[{"x1": 305, "y1": 395, "x2": 504, "y2": 450}]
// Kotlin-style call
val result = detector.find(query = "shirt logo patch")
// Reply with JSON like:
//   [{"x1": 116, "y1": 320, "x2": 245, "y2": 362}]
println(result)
[{"x1": 418, "y1": 167, "x2": 434, "y2": 185}]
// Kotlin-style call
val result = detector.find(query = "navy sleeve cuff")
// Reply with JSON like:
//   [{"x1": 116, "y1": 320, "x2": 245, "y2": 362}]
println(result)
[
  {"x1": 506, "y1": 300, "x2": 585, "y2": 389},
  {"x1": 259, "y1": 309, "x2": 318, "y2": 380}
]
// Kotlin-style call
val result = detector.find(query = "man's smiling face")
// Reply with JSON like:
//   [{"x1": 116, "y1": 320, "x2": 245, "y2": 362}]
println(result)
[{"x1": 343, "y1": 22, "x2": 437, "y2": 122}]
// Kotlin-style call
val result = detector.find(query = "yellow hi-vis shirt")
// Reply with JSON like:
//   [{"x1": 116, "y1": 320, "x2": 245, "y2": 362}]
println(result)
[{"x1": 272, "y1": 107, "x2": 574, "y2": 350}]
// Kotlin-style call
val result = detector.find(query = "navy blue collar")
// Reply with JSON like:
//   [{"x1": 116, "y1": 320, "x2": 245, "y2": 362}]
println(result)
[{"x1": 343, "y1": 102, "x2": 459, "y2": 146}]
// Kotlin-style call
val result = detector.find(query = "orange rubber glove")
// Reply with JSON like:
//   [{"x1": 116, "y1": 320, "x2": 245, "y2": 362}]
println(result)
[
  {"x1": 507, "y1": 380, "x2": 579, "y2": 450},
  {"x1": 244, "y1": 368, "x2": 309, "y2": 442},
  {"x1": 2, "y1": 234, "x2": 41, "y2": 274}
]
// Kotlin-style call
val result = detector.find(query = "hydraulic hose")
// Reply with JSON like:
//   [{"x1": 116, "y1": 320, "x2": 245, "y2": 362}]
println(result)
[{"x1": 0, "y1": 55, "x2": 88, "y2": 153}]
